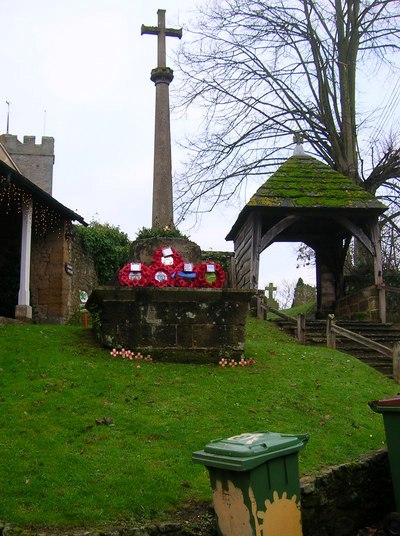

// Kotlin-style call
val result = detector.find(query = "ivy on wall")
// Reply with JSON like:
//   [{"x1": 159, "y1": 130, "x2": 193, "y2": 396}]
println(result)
[{"x1": 74, "y1": 221, "x2": 130, "y2": 285}]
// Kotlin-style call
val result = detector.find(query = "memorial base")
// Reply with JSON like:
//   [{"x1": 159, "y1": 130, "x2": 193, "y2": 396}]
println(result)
[{"x1": 87, "y1": 287, "x2": 254, "y2": 363}]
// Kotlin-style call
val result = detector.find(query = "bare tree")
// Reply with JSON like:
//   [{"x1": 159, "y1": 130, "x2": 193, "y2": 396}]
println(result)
[
  {"x1": 276, "y1": 279, "x2": 296, "y2": 309},
  {"x1": 174, "y1": 0, "x2": 400, "y2": 223}
]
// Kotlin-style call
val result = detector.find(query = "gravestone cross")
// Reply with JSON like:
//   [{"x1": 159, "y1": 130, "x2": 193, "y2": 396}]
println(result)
[
  {"x1": 265, "y1": 282, "x2": 279, "y2": 310},
  {"x1": 141, "y1": 10, "x2": 182, "y2": 229},
  {"x1": 266, "y1": 282, "x2": 277, "y2": 300}
]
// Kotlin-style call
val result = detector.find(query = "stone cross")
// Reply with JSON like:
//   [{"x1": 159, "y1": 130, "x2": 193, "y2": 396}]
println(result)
[
  {"x1": 266, "y1": 282, "x2": 277, "y2": 300},
  {"x1": 141, "y1": 10, "x2": 182, "y2": 229},
  {"x1": 265, "y1": 282, "x2": 279, "y2": 310}
]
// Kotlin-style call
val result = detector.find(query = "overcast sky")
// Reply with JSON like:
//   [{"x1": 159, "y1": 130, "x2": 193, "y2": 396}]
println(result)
[{"x1": 1, "y1": 0, "x2": 339, "y2": 294}]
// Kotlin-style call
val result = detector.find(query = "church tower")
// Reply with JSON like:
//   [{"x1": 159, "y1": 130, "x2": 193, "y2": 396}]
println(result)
[{"x1": 0, "y1": 133, "x2": 55, "y2": 195}]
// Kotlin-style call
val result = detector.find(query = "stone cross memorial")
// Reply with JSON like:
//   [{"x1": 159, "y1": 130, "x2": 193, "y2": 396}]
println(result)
[
  {"x1": 141, "y1": 9, "x2": 182, "y2": 229},
  {"x1": 86, "y1": 9, "x2": 254, "y2": 365},
  {"x1": 265, "y1": 282, "x2": 279, "y2": 310}
]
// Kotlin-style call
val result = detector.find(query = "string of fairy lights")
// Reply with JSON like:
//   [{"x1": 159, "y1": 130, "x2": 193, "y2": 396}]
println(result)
[{"x1": 0, "y1": 172, "x2": 64, "y2": 236}]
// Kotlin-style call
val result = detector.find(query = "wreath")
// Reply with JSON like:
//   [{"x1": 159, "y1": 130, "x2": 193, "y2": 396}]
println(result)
[
  {"x1": 118, "y1": 263, "x2": 151, "y2": 287},
  {"x1": 151, "y1": 246, "x2": 183, "y2": 268},
  {"x1": 148, "y1": 264, "x2": 175, "y2": 287},
  {"x1": 117, "y1": 249, "x2": 226, "y2": 289},
  {"x1": 172, "y1": 262, "x2": 197, "y2": 288},
  {"x1": 196, "y1": 262, "x2": 226, "y2": 288}
]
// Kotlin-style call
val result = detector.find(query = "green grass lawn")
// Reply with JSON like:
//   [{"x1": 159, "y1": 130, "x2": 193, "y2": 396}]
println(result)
[{"x1": 0, "y1": 317, "x2": 396, "y2": 529}]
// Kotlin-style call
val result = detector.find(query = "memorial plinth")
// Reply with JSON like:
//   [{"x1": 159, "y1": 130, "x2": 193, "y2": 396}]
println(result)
[{"x1": 87, "y1": 287, "x2": 254, "y2": 363}]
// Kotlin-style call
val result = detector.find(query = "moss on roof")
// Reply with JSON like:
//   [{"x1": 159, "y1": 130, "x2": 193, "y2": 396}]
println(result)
[{"x1": 247, "y1": 155, "x2": 386, "y2": 210}]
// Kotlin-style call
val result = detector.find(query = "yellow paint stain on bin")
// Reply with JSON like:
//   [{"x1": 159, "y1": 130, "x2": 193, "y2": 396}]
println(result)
[
  {"x1": 254, "y1": 490, "x2": 302, "y2": 536},
  {"x1": 212, "y1": 480, "x2": 253, "y2": 536},
  {"x1": 213, "y1": 480, "x2": 303, "y2": 536}
]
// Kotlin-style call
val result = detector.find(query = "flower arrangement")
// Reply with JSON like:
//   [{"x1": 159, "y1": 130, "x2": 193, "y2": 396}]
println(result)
[{"x1": 118, "y1": 246, "x2": 226, "y2": 289}]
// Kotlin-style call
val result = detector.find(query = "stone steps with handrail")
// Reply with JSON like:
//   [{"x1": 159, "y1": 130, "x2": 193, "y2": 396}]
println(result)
[{"x1": 260, "y1": 302, "x2": 400, "y2": 380}]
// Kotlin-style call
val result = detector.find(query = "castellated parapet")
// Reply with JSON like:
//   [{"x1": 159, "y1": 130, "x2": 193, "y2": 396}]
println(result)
[{"x1": 0, "y1": 134, "x2": 55, "y2": 195}]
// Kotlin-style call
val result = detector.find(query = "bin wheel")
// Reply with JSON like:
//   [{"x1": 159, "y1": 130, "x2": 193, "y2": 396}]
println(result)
[{"x1": 383, "y1": 512, "x2": 400, "y2": 535}]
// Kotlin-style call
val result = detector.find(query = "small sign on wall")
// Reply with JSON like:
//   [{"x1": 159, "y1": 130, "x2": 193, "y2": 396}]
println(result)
[{"x1": 65, "y1": 263, "x2": 73, "y2": 276}]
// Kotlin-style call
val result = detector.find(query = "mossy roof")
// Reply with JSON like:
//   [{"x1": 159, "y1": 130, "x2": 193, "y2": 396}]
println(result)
[
  {"x1": 247, "y1": 154, "x2": 385, "y2": 210},
  {"x1": 226, "y1": 153, "x2": 386, "y2": 241}
]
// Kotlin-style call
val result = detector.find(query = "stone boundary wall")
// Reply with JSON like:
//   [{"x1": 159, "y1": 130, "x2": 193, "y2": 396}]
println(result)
[
  {"x1": 301, "y1": 449, "x2": 394, "y2": 535},
  {"x1": 336, "y1": 285, "x2": 380, "y2": 321}
]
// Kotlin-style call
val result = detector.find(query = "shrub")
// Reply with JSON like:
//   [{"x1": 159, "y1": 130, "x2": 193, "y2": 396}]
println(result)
[{"x1": 74, "y1": 221, "x2": 130, "y2": 284}]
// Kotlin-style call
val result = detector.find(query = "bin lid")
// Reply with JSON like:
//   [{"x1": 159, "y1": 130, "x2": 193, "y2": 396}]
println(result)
[
  {"x1": 192, "y1": 431, "x2": 309, "y2": 471},
  {"x1": 369, "y1": 395, "x2": 400, "y2": 413}
]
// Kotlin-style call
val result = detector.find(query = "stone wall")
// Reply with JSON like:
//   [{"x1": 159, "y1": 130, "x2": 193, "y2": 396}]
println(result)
[
  {"x1": 335, "y1": 286, "x2": 380, "y2": 321},
  {"x1": 30, "y1": 222, "x2": 97, "y2": 323},
  {"x1": 343, "y1": 274, "x2": 400, "y2": 323},
  {"x1": 31, "y1": 221, "x2": 70, "y2": 323},
  {"x1": 301, "y1": 449, "x2": 394, "y2": 535}
]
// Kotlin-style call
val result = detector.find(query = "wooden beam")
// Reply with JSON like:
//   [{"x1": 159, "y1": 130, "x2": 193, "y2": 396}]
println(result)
[
  {"x1": 335, "y1": 216, "x2": 375, "y2": 255},
  {"x1": 259, "y1": 215, "x2": 300, "y2": 252},
  {"x1": 251, "y1": 214, "x2": 262, "y2": 288}
]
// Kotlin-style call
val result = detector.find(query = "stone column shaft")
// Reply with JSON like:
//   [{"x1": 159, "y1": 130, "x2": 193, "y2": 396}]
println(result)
[{"x1": 151, "y1": 70, "x2": 174, "y2": 228}]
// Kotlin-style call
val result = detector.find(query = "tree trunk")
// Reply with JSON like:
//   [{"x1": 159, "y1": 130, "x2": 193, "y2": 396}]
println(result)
[{"x1": 335, "y1": 0, "x2": 360, "y2": 184}]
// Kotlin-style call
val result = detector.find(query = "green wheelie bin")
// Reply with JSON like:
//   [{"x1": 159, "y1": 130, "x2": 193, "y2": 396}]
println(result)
[
  {"x1": 193, "y1": 431, "x2": 309, "y2": 536},
  {"x1": 369, "y1": 396, "x2": 400, "y2": 536}
]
